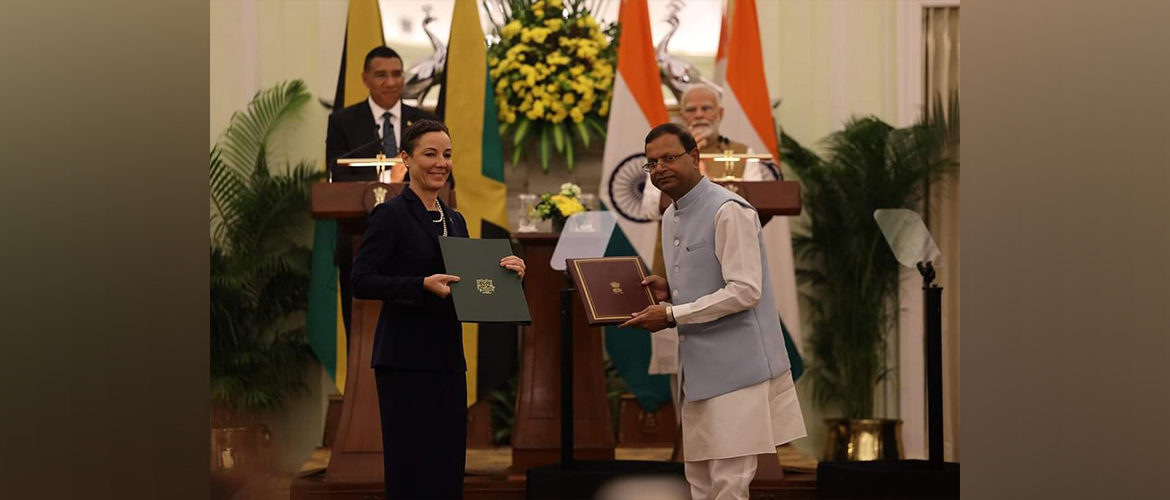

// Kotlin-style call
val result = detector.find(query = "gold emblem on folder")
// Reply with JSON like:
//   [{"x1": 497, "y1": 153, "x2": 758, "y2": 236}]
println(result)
[
  {"x1": 373, "y1": 186, "x2": 388, "y2": 205},
  {"x1": 477, "y1": 278, "x2": 495, "y2": 295},
  {"x1": 610, "y1": 281, "x2": 624, "y2": 294}
]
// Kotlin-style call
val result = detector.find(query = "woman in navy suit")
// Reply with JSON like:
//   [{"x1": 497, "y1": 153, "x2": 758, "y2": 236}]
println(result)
[{"x1": 352, "y1": 119, "x2": 525, "y2": 500}]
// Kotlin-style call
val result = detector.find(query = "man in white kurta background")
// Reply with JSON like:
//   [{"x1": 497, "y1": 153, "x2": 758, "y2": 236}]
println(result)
[
  {"x1": 640, "y1": 84, "x2": 777, "y2": 227},
  {"x1": 623, "y1": 123, "x2": 805, "y2": 500}
]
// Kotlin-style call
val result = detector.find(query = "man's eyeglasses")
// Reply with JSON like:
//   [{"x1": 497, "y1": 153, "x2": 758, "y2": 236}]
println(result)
[{"x1": 643, "y1": 148, "x2": 695, "y2": 173}]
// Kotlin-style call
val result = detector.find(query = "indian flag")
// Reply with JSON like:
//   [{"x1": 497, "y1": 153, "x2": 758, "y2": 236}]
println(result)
[
  {"x1": 715, "y1": 0, "x2": 803, "y2": 355},
  {"x1": 306, "y1": 0, "x2": 384, "y2": 394},
  {"x1": 599, "y1": 0, "x2": 675, "y2": 413},
  {"x1": 599, "y1": 0, "x2": 668, "y2": 264},
  {"x1": 438, "y1": 0, "x2": 512, "y2": 407}
]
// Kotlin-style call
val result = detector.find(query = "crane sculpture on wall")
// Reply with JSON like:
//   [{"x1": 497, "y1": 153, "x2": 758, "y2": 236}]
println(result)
[
  {"x1": 402, "y1": 5, "x2": 446, "y2": 106},
  {"x1": 656, "y1": 0, "x2": 721, "y2": 102}
]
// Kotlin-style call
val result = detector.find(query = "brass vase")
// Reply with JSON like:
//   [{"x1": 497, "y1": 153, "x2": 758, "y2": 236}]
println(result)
[
  {"x1": 822, "y1": 418, "x2": 904, "y2": 461},
  {"x1": 210, "y1": 425, "x2": 271, "y2": 489}
]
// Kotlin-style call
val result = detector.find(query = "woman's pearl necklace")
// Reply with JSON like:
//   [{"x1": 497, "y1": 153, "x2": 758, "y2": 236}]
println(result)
[{"x1": 433, "y1": 199, "x2": 448, "y2": 237}]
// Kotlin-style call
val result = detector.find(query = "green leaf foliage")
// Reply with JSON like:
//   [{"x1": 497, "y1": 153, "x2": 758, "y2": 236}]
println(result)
[
  {"x1": 574, "y1": 120, "x2": 591, "y2": 148},
  {"x1": 783, "y1": 92, "x2": 959, "y2": 419},
  {"x1": 586, "y1": 116, "x2": 607, "y2": 139},
  {"x1": 565, "y1": 131, "x2": 575, "y2": 172},
  {"x1": 512, "y1": 140, "x2": 524, "y2": 169},
  {"x1": 538, "y1": 125, "x2": 551, "y2": 172},
  {"x1": 513, "y1": 117, "x2": 532, "y2": 147},
  {"x1": 553, "y1": 121, "x2": 566, "y2": 153},
  {"x1": 210, "y1": 80, "x2": 320, "y2": 426},
  {"x1": 487, "y1": 373, "x2": 519, "y2": 445}
]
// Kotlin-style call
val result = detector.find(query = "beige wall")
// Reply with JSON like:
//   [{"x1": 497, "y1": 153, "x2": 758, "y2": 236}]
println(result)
[
  {"x1": 764, "y1": 0, "x2": 903, "y2": 152},
  {"x1": 210, "y1": 0, "x2": 344, "y2": 171}
]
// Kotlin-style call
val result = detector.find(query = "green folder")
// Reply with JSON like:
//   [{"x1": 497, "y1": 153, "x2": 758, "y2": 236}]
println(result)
[{"x1": 438, "y1": 237, "x2": 532, "y2": 324}]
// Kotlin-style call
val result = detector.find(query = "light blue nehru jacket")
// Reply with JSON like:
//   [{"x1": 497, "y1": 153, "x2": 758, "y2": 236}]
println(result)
[{"x1": 662, "y1": 177, "x2": 791, "y2": 401}]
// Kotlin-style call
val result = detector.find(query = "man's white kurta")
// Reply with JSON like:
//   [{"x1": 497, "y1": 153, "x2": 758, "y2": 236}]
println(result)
[{"x1": 671, "y1": 202, "x2": 806, "y2": 461}]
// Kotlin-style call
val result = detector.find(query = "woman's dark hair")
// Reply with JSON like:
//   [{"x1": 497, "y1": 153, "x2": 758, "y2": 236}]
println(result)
[
  {"x1": 645, "y1": 122, "x2": 698, "y2": 152},
  {"x1": 401, "y1": 119, "x2": 451, "y2": 155}
]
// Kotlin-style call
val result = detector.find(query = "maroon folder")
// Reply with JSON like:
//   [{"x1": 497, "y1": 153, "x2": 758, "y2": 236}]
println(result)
[{"x1": 565, "y1": 256, "x2": 658, "y2": 325}]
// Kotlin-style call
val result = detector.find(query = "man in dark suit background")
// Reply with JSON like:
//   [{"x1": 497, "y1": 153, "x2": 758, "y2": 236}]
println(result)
[
  {"x1": 326, "y1": 45, "x2": 441, "y2": 336},
  {"x1": 326, "y1": 45, "x2": 439, "y2": 181}
]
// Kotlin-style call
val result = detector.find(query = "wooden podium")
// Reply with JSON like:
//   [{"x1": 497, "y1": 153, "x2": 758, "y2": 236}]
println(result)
[
  {"x1": 659, "y1": 180, "x2": 802, "y2": 218},
  {"x1": 509, "y1": 233, "x2": 616, "y2": 473},
  {"x1": 307, "y1": 181, "x2": 454, "y2": 484}
]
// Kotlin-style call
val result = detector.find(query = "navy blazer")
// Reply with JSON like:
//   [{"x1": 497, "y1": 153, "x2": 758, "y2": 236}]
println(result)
[
  {"x1": 352, "y1": 186, "x2": 470, "y2": 371},
  {"x1": 325, "y1": 99, "x2": 439, "y2": 182}
]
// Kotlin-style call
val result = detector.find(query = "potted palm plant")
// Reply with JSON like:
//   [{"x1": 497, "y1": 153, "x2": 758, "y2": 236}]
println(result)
[
  {"x1": 782, "y1": 95, "x2": 959, "y2": 461},
  {"x1": 210, "y1": 80, "x2": 319, "y2": 492}
]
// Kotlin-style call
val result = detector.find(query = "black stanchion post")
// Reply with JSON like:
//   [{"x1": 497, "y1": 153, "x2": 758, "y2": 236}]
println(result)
[
  {"x1": 814, "y1": 220, "x2": 959, "y2": 500},
  {"x1": 925, "y1": 283, "x2": 944, "y2": 465},
  {"x1": 560, "y1": 284, "x2": 575, "y2": 470},
  {"x1": 918, "y1": 261, "x2": 945, "y2": 466}
]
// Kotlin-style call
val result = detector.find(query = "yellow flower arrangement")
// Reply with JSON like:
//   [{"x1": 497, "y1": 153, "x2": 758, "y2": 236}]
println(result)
[
  {"x1": 550, "y1": 195, "x2": 585, "y2": 217},
  {"x1": 532, "y1": 182, "x2": 588, "y2": 229},
  {"x1": 488, "y1": 0, "x2": 620, "y2": 172}
]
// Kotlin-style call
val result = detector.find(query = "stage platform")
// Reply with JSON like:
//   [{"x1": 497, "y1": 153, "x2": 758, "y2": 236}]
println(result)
[{"x1": 288, "y1": 445, "x2": 817, "y2": 500}]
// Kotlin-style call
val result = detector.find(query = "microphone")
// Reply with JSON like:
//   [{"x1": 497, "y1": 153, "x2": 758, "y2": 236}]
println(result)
[
  {"x1": 329, "y1": 126, "x2": 393, "y2": 181},
  {"x1": 336, "y1": 127, "x2": 387, "y2": 159}
]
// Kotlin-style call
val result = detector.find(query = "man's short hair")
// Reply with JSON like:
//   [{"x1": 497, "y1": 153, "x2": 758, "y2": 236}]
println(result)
[
  {"x1": 680, "y1": 84, "x2": 723, "y2": 107},
  {"x1": 363, "y1": 46, "x2": 402, "y2": 71},
  {"x1": 645, "y1": 122, "x2": 698, "y2": 152},
  {"x1": 401, "y1": 119, "x2": 450, "y2": 155}
]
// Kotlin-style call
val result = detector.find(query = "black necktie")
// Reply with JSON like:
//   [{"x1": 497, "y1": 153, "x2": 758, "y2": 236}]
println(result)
[{"x1": 381, "y1": 111, "x2": 397, "y2": 156}]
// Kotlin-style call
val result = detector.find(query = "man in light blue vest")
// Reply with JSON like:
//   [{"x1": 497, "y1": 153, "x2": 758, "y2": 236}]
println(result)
[{"x1": 622, "y1": 123, "x2": 806, "y2": 500}]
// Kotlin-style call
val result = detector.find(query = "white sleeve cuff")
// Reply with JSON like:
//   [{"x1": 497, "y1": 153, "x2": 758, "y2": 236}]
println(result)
[{"x1": 671, "y1": 302, "x2": 696, "y2": 325}]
